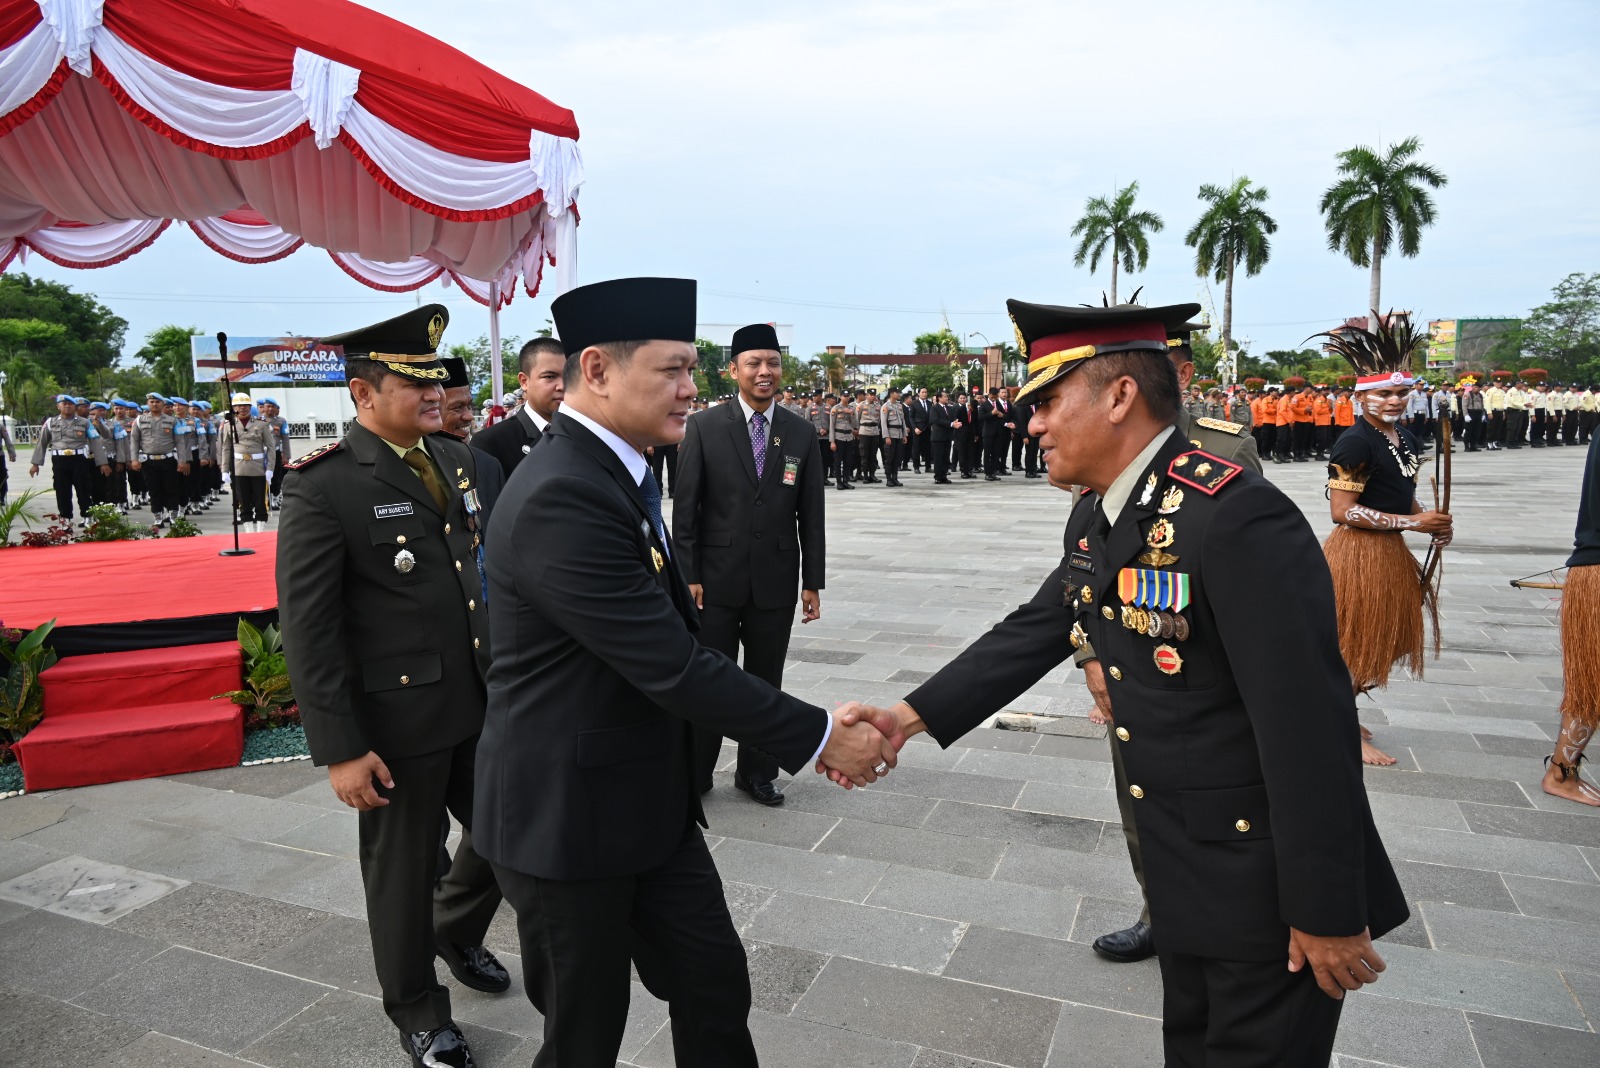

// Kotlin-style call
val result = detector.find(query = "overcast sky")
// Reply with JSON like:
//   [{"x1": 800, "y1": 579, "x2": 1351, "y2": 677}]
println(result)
[{"x1": 18, "y1": 0, "x2": 1600, "y2": 362}]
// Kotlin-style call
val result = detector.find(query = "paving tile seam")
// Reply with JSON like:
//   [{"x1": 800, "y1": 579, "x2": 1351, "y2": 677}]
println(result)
[
  {"x1": 1557, "y1": 971, "x2": 1600, "y2": 1032},
  {"x1": 804, "y1": 814, "x2": 845, "y2": 852}
]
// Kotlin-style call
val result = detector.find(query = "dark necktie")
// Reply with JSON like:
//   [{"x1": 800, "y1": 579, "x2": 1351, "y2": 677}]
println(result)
[
  {"x1": 640, "y1": 469, "x2": 667, "y2": 547},
  {"x1": 750, "y1": 411, "x2": 768, "y2": 479},
  {"x1": 403, "y1": 447, "x2": 448, "y2": 513}
]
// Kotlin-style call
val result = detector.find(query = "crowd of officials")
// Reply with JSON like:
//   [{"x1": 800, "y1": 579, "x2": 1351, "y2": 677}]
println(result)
[{"x1": 7, "y1": 391, "x2": 295, "y2": 532}]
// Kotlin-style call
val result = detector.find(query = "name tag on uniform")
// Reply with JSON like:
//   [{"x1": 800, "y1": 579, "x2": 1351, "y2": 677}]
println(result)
[
  {"x1": 783, "y1": 457, "x2": 800, "y2": 486},
  {"x1": 1069, "y1": 552, "x2": 1095, "y2": 573},
  {"x1": 374, "y1": 502, "x2": 414, "y2": 519}
]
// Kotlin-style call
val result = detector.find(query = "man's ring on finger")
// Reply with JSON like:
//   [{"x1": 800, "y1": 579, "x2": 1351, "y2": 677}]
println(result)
[{"x1": 873, "y1": 762, "x2": 888, "y2": 774}]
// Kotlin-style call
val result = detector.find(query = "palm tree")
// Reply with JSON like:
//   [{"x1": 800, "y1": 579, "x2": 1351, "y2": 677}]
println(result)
[
  {"x1": 1319, "y1": 137, "x2": 1447, "y2": 327},
  {"x1": 1071, "y1": 181, "x2": 1163, "y2": 304},
  {"x1": 1185, "y1": 177, "x2": 1276, "y2": 370}
]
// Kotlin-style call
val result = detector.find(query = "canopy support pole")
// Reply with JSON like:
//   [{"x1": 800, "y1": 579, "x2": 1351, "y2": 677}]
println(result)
[{"x1": 488, "y1": 280, "x2": 503, "y2": 405}]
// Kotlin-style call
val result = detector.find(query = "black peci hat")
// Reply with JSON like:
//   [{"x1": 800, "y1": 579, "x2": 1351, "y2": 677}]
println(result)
[
  {"x1": 324, "y1": 304, "x2": 450, "y2": 382},
  {"x1": 551, "y1": 277, "x2": 697, "y2": 356},
  {"x1": 1011, "y1": 300, "x2": 1200, "y2": 402},
  {"x1": 440, "y1": 356, "x2": 470, "y2": 390},
  {"x1": 731, "y1": 323, "x2": 781, "y2": 357}
]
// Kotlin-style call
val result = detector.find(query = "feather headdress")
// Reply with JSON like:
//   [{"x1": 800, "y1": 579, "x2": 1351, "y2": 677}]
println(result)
[{"x1": 1309, "y1": 311, "x2": 1426, "y2": 391}]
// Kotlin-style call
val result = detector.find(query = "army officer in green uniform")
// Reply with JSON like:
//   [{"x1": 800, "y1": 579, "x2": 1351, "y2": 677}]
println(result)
[{"x1": 277, "y1": 305, "x2": 508, "y2": 1068}]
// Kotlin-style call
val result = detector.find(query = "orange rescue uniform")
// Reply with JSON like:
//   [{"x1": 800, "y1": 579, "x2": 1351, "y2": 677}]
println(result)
[{"x1": 1334, "y1": 396, "x2": 1355, "y2": 427}]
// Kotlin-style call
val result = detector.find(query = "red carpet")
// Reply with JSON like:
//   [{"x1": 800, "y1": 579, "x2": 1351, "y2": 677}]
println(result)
[
  {"x1": 3, "y1": 531, "x2": 278, "y2": 631},
  {"x1": 3, "y1": 535, "x2": 272, "y2": 790}
]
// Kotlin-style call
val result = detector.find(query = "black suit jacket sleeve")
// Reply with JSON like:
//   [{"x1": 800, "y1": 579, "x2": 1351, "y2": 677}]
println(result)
[
  {"x1": 671, "y1": 414, "x2": 706, "y2": 584},
  {"x1": 1203, "y1": 481, "x2": 1370, "y2": 936},
  {"x1": 520, "y1": 473, "x2": 827, "y2": 771},
  {"x1": 469, "y1": 445, "x2": 505, "y2": 538},
  {"x1": 277, "y1": 474, "x2": 369, "y2": 765},
  {"x1": 903, "y1": 557, "x2": 1076, "y2": 743}
]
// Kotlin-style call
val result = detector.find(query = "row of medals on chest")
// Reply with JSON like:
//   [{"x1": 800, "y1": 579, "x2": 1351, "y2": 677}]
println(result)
[{"x1": 1069, "y1": 472, "x2": 1191, "y2": 676}]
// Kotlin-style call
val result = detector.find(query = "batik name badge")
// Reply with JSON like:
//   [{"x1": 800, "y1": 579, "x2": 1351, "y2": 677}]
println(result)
[
  {"x1": 783, "y1": 457, "x2": 800, "y2": 486},
  {"x1": 1116, "y1": 568, "x2": 1191, "y2": 614}
]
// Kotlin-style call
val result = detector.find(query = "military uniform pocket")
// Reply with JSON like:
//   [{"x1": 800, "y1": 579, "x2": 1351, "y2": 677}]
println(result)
[
  {"x1": 1178, "y1": 784, "x2": 1272, "y2": 841},
  {"x1": 361, "y1": 651, "x2": 442, "y2": 693}
]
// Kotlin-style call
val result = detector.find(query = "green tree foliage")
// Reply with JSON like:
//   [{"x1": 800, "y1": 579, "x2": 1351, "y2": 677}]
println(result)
[
  {"x1": 0, "y1": 317, "x2": 66, "y2": 422},
  {"x1": 1503, "y1": 272, "x2": 1600, "y2": 382},
  {"x1": 1319, "y1": 137, "x2": 1447, "y2": 320},
  {"x1": 889, "y1": 362, "x2": 961, "y2": 395},
  {"x1": 0, "y1": 274, "x2": 127, "y2": 387},
  {"x1": 1185, "y1": 178, "x2": 1276, "y2": 365},
  {"x1": 695, "y1": 338, "x2": 730, "y2": 398},
  {"x1": 134, "y1": 324, "x2": 202, "y2": 399},
  {"x1": 1071, "y1": 181, "x2": 1163, "y2": 304}
]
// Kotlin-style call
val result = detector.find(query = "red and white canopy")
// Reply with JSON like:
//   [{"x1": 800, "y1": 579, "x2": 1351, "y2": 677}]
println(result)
[{"x1": 0, "y1": 0, "x2": 583, "y2": 304}]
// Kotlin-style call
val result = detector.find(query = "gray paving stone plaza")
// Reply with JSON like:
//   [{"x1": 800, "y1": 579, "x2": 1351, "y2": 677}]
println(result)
[{"x1": 1, "y1": 443, "x2": 1597, "y2": 1067}]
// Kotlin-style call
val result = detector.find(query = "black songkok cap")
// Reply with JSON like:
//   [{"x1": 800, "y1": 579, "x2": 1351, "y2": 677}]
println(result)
[
  {"x1": 440, "y1": 356, "x2": 470, "y2": 390},
  {"x1": 324, "y1": 304, "x2": 449, "y2": 382},
  {"x1": 731, "y1": 323, "x2": 781, "y2": 357},
  {"x1": 551, "y1": 277, "x2": 697, "y2": 356}
]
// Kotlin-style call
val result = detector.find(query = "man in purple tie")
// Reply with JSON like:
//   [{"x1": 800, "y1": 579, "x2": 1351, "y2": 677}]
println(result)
[{"x1": 673, "y1": 323, "x2": 828, "y2": 805}]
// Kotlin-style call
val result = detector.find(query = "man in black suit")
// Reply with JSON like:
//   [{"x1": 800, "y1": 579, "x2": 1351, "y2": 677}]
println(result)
[
  {"x1": 830, "y1": 298, "x2": 1407, "y2": 1067},
  {"x1": 278, "y1": 307, "x2": 510, "y2": 1068},
  {"x1": 956, "y1": 390, "x2": 980, "y2": 477},
  {"x1": 979, "y1": 386, "x2": 1012, "y2": 480},
  {"x1": 907, "y1": 386, "x2": 931, "y2": 472},
  {"x1": 439, "y1": 356, "x2": 504, "y2": 535},
  {"x1": 470, "y1": 336, "x2": 565, "y2": 476},
  {"x1": 930, "y1": 389, "x2": 956, "y2": 483},
  {"x1": 474, "y1": 278, "x2": 896, "y2": 1066},
  {"x1": 1014, "y1": 398, "x2": 1042, "y2": 477},
  {"x1": 674, "y1": 323, "x2": 827, "y2": 806}
]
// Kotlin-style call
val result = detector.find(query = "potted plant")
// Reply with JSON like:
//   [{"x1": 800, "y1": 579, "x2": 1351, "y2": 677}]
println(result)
[
  {"x1": 1336, "y1": 374, "x2": 1358, "y2": 389},
  {"x1": 1243, "y1": 377, "x2": 1267, "y2": 390},
  {"x1": 1518, "y1": 368, "x2": 1549, "y2": 384},
  {"x1": 1284, "y1": 375, "x2": 1308, "y2": 388},
  {"x1": 214, "y1": 618, "x2": 298, "y2": 731},
  {"x1": 0, "y1": 489, "x2": 49, "y2": 547},
  {"x1": 1490, "y1": 369, "x2": 1514, "y2": 383},
  {"x1": 0, "y1": 619, "x2": 58, "y2": 767}
]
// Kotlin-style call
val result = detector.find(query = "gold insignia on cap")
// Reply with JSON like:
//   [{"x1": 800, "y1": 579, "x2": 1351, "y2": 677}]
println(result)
[
  {"x1": 427, "y1": 313, "x2": 445, "y2": 349},
  {"x1": 1011, "y1": 313, "x2": 1028, "y2": 359}
]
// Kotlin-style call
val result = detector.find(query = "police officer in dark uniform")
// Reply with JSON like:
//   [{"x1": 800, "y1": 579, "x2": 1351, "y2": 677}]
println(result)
[
  {"x1": 837, "y1": 298, "x2": 1407, "y2": 1067},
  {"x1": 277, "y1": 305, "x2": 509, "y2": 1068}
]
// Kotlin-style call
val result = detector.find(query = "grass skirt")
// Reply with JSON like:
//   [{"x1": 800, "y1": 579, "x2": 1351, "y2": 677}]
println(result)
[
  {"x1": 1322, "y1": 525, "x2": 1438, "y2": 692},
  {"x1": 1560, "y1": 564, "x2": 1600, "y2": 728}
]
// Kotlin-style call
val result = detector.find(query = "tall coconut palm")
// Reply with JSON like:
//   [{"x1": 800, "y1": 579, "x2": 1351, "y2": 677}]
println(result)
[
  {"x1": 1319, "y1": 137, "x2": 1447, "y2": 326},
  {"x1": 1071, "y1": 181, "x2": 1163, "y2": 304},
  {"x1": 1185, "y1": 177, "x2": 1276, "y2": 370}
]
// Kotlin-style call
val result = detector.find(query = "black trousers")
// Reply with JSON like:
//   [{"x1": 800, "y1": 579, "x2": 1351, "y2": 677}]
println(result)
[
  {"x1": 0, "y1": 455, "x2": 8, "y2": 503},
  {"x1": 857, "y1": 436, "x2": 879, "y2": 476},
  {"x1": 1488, "y1": 411, "x2": 1506, "y2": 445},
  {"x1": 982, "y1": 433, "x2": 1004, "y2": 476},
  {"x1": 1023, "y1": 437, "x2": 1040, "y2": 475},
  {"x1": 191, "y1": 463, "x2": 211, "y2": 505},
  {"x1": 1532, "y1": 409, "x2": 1549, "y2": 445},
  {"x1": 358, "y1": 734, "x2": 502, "y2": 1033},
  {"x1": 692, "y1": 600, "x2": 794, "y2": 788},
  {"x1": 492, "y1": 822, "x2": 757, "y2": 1068},
  {"x1": 832, "y1": 441, "x2": 853, "y2": 486},
  {"x1": 1159, "y1": 949, "x2": 1344, "y2": 1067},
  {"x1": 1011, "y1": 432, "x2": 1025, "y2": 468},
  {"x1": 233, "y1": 474, "x2": 268, "y2": 524},
  {"x1": 1564, "y1": 409, "x2": 1580, "y2": 444},
  {"x1": 882, "y1": 437, "x2": 904, "y2": 481},
  {"x1": 1291, "y1": 422, "x2": 1313, "y2": 459},
  {"x1": 270, "y1": 454, "x2": 287, "y2": 497},
  {"x1": 1313, "y1": 425, "x2": 1331, "y2": 457},
  {"x1": 815, "y1": 435, "x2": 830, "y2": 479},
  {"x1": 1506, "y1": 409, "x2": 1527, "y2": 447},
  {"x1": 50, "y1": 454, "x2": 94, "y2": 519},
  {"x1": 915, "y1": 431, "x2": 932, "y2": 470},
  {"x1": 1464, "y1": 415, "x2": 1487, "y2": 449},
  {"x1": 959, "y1": 434, "x2": 978, "y2": 475},
  {"x1": 932, "y1": 437, "x2": 951, "y2": 480},
  {"x1": 141, "y1": 454, "x2": 182, "y2": 511},
  {"x1": 648, "y1": 443, "x2": 679, "y2": 495}
]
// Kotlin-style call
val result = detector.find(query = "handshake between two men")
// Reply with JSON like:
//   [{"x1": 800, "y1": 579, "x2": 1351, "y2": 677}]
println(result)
[{"x1": 814, "y1": 701, "x2": 921, "y2": 788}]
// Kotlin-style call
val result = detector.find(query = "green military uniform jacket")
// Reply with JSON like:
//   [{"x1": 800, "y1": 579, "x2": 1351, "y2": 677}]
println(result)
[
  {"x1": 1175, "y1": 408, "x2": 1261, "y2": 474},
  {"x1": 277, "y1": 420, "x2": 491, "y2": 767}
]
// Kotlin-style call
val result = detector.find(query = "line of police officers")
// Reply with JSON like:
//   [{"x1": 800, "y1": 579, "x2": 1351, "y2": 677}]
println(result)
[{"x1": 20, "y1": 390, "x2": 294, "y2": 530}]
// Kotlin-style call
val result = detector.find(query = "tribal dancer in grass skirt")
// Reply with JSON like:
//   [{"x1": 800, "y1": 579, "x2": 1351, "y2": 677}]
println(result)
[
  {"x1": 1318, "y1": 316, "x2": 1453, "y2": 766},
  {"x1": 1546, "y1": 431, "x2": 1600, "y2": 806}
]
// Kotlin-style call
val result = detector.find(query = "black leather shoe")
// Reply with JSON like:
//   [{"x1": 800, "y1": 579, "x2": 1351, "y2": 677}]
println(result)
[
  {"x1": 1092, "y1": 921, "x2": 1155, "y2": 963},
  {"x1": 984, "y1": 474, "x2": 1000, "y2": 481},
  {"x1": 402, "y1": 1023, "x2": 475, "y2": 1067},
  {"x1": 734, "y1": 772, "x2": 784, "y2": 806},
  {"x1": 934, "y1": 477, "x2": 952, "y2": 484},
  {"x1": 436, "y1": 941, "x2": 511, "y2": 993},
  {"x1": 1025, "y1": 472, "x2": 1041, "y2": 479}
]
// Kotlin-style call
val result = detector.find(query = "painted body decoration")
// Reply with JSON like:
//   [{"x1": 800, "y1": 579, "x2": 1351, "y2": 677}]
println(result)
[{"x1": 1342, "y1": 505, "x2": 1421, "y2": 531}]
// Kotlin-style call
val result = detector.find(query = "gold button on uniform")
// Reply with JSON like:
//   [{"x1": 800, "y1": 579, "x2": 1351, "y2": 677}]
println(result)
[
  {"x1": 445, "y1": 523, "x2": 452, "y2": 534},
  {"x1": 1235, "y1": 819, "x2": 1251, "y2": 833},
  {"x1": 1109, "y1": 666, "x2": 1123, "y2": 681},
  {"x1": 1101, "y1": 606, "x2": 1114, "y2": 619},
  {"x1": 468, "y1": 600, "x2": 476, "y2": 611},
  {"x1": 1115, "y1": 727, "x2": 1130, "y2": 741},
  {"x1": 473, "y1": 638, "x2": 480, "y2": 649},
  {"x1": 455, "y1": 560, "x2": 462, "y2": 572},
  {"x1": 395, "y1": 535, "x2": 407, "y2": 545},
  {"x1": 1129, "y1": 785, "x2": 1144, "y2": 799},
  {"x1": 400, "y1": 675, "x2": 410, "y2": 685}
]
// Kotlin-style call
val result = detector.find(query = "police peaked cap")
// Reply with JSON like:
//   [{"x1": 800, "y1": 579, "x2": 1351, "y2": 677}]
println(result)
[
  {"x1": 323, "y1": 303, "x2": 450, "y2": 382},
  {"x1": 551, "y1": 277, "x2": 696, "y2": 356},
  {"x1": 731, "y1": 323, "x2": 781, "y2": 357},
  {"x1": 1012, "y1": 300, "x2": 1200, "y2": 402}
]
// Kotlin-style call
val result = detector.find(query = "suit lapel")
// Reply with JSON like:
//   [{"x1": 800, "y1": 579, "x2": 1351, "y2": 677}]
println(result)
[
  {"x1": 723, "y1": 402, "x2": 761, "y2": 488},
  {"x1": 516, "y1": 407, "x2": 542, "y2": 448}
]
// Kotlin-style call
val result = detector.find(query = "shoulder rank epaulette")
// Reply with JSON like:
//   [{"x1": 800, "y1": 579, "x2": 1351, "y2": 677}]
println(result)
[
  {"x1": 285, "y1": 440, "x2": 343, "y2": 470},
  {"x1": 1168, "y1": 449, "x2": 1242, "y2": 495},
  {"x1": 1194, "y1": 416, "x2": 1246, "y2": 436}
]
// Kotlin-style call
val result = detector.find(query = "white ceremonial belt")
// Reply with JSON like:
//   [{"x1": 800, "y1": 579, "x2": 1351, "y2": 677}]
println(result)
[
  {"x1": 142, "y1": 452, "x2": 173, "y2": 460},
  {"x1": 51, "y1": 448, "x2": 88, "y2": 456}
]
